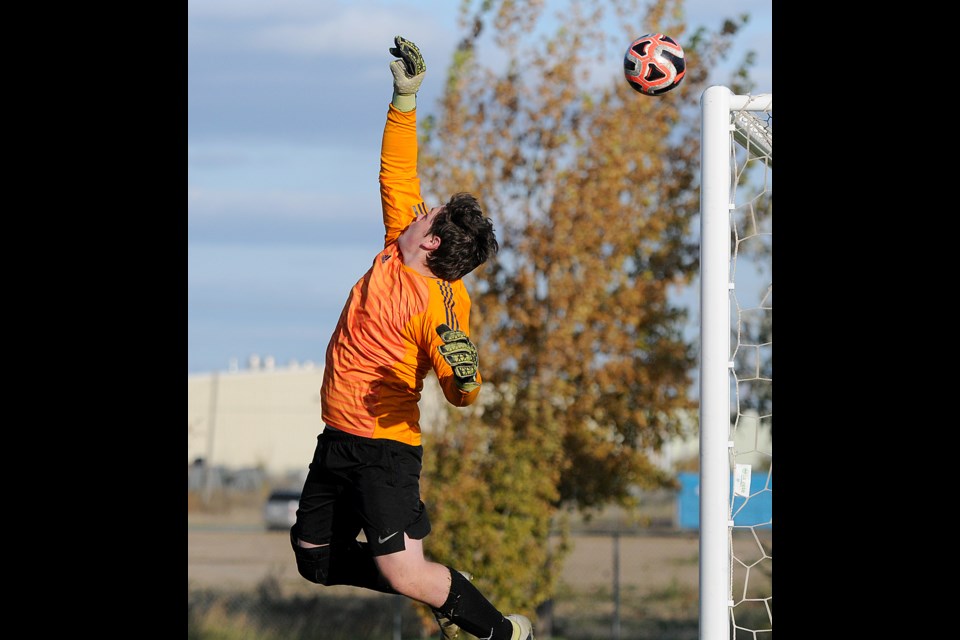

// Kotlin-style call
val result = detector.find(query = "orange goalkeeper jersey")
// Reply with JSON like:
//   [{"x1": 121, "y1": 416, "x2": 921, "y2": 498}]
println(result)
[{"x1": 319, "y1": 104, "x2": 481, "y2": 446}]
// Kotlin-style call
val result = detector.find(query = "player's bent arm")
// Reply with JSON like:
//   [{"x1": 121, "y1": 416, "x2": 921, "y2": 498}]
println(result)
[
  {"x1": 437, "y1": 370, "x2": 481, "y2": 407},
  {"x1": 431, "y1": 323, "x2": 482, "y2": 407}
]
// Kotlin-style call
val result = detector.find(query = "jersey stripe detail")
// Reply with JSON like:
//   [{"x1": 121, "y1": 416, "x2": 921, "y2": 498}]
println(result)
[{"x1": 437, "y1": 280, "x2": 458, "y2": 330}]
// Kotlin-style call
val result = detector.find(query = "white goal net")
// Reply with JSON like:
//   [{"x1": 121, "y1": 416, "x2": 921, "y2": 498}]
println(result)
[{"x1": 699, "y1": 87, "x2": 772, "y2": 640}]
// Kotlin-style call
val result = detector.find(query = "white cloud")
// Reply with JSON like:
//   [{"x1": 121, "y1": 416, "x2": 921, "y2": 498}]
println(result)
[
  {"x1": 187, "y1": 0, "x2": 347, "y2": 21},
  {"x1": 251, "y1": 11, "x2": 433, "y2": 56},
  {"x1": 188, "y1": 0, "x2": 458, "y2": 58}
]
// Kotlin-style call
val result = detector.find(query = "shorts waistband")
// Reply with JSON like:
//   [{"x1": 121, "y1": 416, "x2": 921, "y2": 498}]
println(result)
[{"x1": 321, "y1": 424, "x2": 364, "y2": 440}]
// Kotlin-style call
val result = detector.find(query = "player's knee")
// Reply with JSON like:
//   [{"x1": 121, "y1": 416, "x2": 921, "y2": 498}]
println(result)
[{"x1": 290, "y1": 528, "x2": 332, "y2": 585}]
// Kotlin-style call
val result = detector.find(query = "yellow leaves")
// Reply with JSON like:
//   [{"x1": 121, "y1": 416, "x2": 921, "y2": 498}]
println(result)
[{"x1": 417, "y1": 0, "x2": 751, "y2": 619}]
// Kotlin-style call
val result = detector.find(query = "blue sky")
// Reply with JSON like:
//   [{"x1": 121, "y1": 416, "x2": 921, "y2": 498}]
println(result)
[{"x1": 187, "y1": 0, "x2": 773, "y2": 374}]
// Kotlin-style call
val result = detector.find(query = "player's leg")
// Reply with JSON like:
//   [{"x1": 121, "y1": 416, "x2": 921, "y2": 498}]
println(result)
[
  {"x1": 433, "y1": 570, "x2": 473, "y2": 640},
  {"x1": 373, "y1": 535, "x2": 450, "y2": 605},
  {"x1": 290, "y1": 429, "x2": 396, "y2": 593},
  {"x1": 371, "y1": 532, "x2": 532, "y2": 639},
  {"x1": 330, "y1": 432, "x2": 534, "y2": 640}
]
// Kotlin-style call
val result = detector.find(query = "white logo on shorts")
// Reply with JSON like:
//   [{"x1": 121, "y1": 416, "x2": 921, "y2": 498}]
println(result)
[{"x1": 378, "y1": 531, "x2": 400, "y2": 544}]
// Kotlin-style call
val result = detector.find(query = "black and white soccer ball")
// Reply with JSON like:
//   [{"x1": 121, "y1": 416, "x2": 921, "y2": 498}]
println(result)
[{"x1": 623, "y1": 33, "x2": 686, "y2": 96}]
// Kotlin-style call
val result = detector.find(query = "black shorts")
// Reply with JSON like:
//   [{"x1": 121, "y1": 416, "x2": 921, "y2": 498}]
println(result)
[{"x1": 294, "y1": 426, "x2": 431, "y2": 556}]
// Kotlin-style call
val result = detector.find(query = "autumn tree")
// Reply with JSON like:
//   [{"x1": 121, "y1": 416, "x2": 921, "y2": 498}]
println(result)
[{"x1": 414, "y1": 0, "x2": 761, "y2": 630}]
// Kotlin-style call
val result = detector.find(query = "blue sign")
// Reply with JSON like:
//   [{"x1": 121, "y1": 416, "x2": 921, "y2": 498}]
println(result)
[{"x1": 676, "y1": 470, "x2": 772, "y2": 530}]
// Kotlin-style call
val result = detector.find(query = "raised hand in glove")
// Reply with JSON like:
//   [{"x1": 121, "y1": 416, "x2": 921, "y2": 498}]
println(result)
[
  {"x1": 436, "y1": 324, "x2": 480, "y2": 393},
  {"x1": 389, "y1": 35, "x2": 426, "y2": 111}
]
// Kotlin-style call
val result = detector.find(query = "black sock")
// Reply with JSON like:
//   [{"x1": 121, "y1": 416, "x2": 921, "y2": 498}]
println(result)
[{"x1": 434, "y1": 567, "x2": 514, "y2": 639}]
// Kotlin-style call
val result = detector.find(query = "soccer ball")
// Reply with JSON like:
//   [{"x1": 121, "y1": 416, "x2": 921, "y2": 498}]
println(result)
[{"x1": 623, "y1": 33, "x2": 686, "y2": 96}]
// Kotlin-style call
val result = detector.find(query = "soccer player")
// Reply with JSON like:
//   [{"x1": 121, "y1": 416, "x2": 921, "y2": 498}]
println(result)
[{"x1": 289, "y1": 36, "x2": 535, "y2": 640}]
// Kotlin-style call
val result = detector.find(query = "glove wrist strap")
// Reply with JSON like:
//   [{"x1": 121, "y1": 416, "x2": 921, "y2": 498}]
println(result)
[{"x1": 391, "y1": 91, "x2": 416, "y2": 112}]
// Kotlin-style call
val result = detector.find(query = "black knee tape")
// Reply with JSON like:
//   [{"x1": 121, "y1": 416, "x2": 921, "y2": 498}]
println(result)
[
  {"x1": 290, "y1": 527, "x2": 332, "y2": 585},
  {"x1": 329, "y1": 540, "x2": 398, "y2": 594}
]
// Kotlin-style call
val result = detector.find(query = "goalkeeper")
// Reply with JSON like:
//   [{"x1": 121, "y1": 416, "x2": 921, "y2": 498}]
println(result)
[{"x1": 289, "y1": 36, "x2": 534, "y2": 640}]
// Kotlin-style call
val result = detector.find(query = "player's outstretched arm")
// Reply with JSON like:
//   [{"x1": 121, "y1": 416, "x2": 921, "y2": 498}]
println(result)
[
  {"x1": 379, "y1": 36, "x2": 426, "y2": 246},
  {"x1": 389, "y1": 35, "x2": 426, "y2": 112}
]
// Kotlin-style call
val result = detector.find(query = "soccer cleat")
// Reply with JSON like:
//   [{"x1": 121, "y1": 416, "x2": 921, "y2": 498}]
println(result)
[
  {"x1": 433, "y1": 571, "x2": 474, "y2": 640},
  {"x1": 434, "y1": 611, "x2": 459, "y2": 640},
  {"x1": 506, "y1": 614, "x2": 534, "y2": 640}
]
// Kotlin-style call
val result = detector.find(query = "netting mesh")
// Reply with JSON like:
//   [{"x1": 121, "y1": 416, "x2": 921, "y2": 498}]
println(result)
[{"x1": 728, "y1": 98, "x2": 772, "y2": 639}]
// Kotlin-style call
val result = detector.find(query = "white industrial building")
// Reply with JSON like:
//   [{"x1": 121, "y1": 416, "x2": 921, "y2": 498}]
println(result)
[
  {"x1": 187, "y1": 358, "x2": 449, "y2": 479},
  {"x1": 188, "y1": 358, "x2": 769, "y2": 480}
]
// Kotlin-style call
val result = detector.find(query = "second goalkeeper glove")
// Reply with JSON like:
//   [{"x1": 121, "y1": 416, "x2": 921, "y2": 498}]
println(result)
[{"x1": 436, "y1": 324, "x2": 480, "y2": 393}]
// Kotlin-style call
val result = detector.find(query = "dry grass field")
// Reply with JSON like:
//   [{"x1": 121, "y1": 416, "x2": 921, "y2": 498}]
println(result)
[
  {"x1": 188, "y1": 491, "x2": 771, "y2": 639},
  {"x1": 188, "y1": 508, "x2": 704, "y2": 595}
]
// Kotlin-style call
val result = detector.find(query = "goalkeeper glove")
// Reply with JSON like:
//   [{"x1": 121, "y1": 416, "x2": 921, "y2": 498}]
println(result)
[
  {"x1": 389, "y1": 35, "x2": 426, "y2": 111},
  {"x1": 436, "y1": 324, "x2": 480, "y2": 393}
]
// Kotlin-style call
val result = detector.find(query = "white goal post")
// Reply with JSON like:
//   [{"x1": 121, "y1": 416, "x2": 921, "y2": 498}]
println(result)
[{"x1": 699, "y1": 86, "x2": 773, "y2": 640}]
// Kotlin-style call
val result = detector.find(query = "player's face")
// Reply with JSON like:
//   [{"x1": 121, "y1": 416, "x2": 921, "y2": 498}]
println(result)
[{"x1": 401, "y1": 205, "x2": 443, "y2": 242}]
